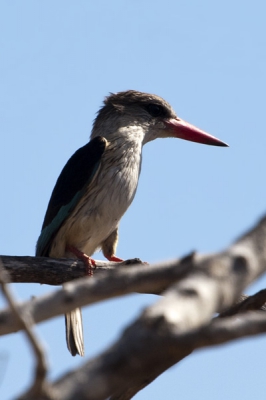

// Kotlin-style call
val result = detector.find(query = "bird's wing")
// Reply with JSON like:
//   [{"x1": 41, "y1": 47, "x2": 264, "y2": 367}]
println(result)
[{"x1": 36, "y1": 136, "x2": 107, "y2": 257}]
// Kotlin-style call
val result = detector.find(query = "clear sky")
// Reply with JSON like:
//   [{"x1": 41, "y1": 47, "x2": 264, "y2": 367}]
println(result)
[{"x1": 1, "y1": 1, "x2": 266, "y2": 399}]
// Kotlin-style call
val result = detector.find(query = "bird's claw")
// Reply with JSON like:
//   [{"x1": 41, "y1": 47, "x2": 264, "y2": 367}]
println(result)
[
  {"x1": 66, "y1": 245, "x2": 96, "y2": 276},
  {"x1": 106, "y1": 255, "x2": 124, "y2": 262}
]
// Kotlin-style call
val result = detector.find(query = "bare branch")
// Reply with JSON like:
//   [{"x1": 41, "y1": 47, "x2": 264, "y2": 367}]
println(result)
[
  {"x1": 1, "y1": 215, "x2": 266, "y2": 337},
  {"x1": 0, "y1": 259, "x2": 49, "y2": 399},
  {"x1": 1, "y1": 256, "x2": 145, "y2": 285},
  {"x1": 4, "y1": 214, "x2": 266, "y2": 399},
  {"x1": 219, "y1": 289, "x2": 266, "y2": 317},
  {"x1": 49, "y1": 304, "x2": 266, "y2": 400},
  {"x1": 0, "y1": 255, "x2": 196, "y2": 336}
]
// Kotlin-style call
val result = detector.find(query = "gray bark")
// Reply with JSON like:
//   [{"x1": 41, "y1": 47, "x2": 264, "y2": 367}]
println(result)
[{"x1": 1, "y1": 215, "x2": 266, "y2": 399}]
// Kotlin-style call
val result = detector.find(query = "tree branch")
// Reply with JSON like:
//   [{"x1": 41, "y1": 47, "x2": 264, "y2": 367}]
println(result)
[
  {"x1": 219, "y1": 289, "x2": 266, "y2": 317},
  {"x1": 48, "y1": 305, "x2": 266, "y2": 400},
  {"x1": 0, "y1": 262, "x2": 49, "y2": 399},
  {"x1": 1, "y1": 256, "x2": 145, "y2": 285},
  {"x1": 0, "y1": 254, "x2": 197, "y2": 336},
  {"x1": 3, "y1": 214, "x2": 266, "y2": 399}
]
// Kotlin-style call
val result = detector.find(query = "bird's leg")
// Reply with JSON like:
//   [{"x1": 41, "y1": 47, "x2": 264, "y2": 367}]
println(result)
[
  {"x1": 102, "y1": 228, "x2": 124, "y2": 263},
  {"x1": 66, "y1": 245, "x2": 96, "y2": 277}
]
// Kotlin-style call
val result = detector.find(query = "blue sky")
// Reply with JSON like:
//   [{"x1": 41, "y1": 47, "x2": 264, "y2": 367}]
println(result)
[{"x1": 1, "y1": 1, "x2": 266, "y2": 399}]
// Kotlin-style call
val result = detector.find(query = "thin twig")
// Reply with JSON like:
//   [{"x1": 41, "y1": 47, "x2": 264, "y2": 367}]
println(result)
[
  {"x1": 0, "y1": 258, "x2": 49, "y2": 398},
  {"x1": 219, "y1": 289, "x2": 266, "y2": 317}
]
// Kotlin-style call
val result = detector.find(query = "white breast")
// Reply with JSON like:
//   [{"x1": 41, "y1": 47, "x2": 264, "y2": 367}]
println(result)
[{"x1": 50, "y1": 127, "x2": 144, "y2": 258}]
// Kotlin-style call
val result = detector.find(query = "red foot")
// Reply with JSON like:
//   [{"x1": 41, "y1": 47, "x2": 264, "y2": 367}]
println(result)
[
  {"x1": 66, "y1": 245, "x2": 96, "y2": 276},
  {"x1": 106, "y1": 255, "x2": 124, "y2": 262}
]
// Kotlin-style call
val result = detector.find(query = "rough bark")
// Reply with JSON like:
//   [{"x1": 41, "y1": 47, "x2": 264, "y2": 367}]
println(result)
[{"x1": 1, "y1": 215, "x2": 266, "y2": 399}]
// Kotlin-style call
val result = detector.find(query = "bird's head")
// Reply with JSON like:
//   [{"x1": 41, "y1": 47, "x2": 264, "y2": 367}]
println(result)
[{"x1": 92, "y1": 90, "x2": 228, "y2": 147}]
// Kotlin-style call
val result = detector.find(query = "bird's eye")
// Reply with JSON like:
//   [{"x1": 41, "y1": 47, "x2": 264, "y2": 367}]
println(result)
[{"x1": 146, "y1": 104, "x2": 164, "y2": 118}]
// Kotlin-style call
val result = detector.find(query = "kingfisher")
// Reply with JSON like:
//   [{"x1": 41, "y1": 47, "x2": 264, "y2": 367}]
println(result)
[{"x1": 36, "y1": 90, "x2": 228, "y2": 356}]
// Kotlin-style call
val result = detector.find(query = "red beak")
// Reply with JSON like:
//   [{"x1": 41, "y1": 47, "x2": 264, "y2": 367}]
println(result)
[{"x1": 165, "y1": 118, "x2": 228, "y2": 147}]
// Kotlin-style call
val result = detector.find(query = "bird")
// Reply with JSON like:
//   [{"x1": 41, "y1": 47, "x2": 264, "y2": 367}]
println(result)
[{"x1": 36, "y1": 90, "x2": 228, "y2": 356}]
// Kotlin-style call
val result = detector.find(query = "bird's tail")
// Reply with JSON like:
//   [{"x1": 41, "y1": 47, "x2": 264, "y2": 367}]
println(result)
[{"x1": 65, "y1": 308, "x2": 84, "y2": 356}]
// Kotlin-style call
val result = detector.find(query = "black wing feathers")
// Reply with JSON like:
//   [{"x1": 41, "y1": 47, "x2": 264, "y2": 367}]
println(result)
[{"x1": 42, "y1": 136, "x2": 107, "y2": 229}]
